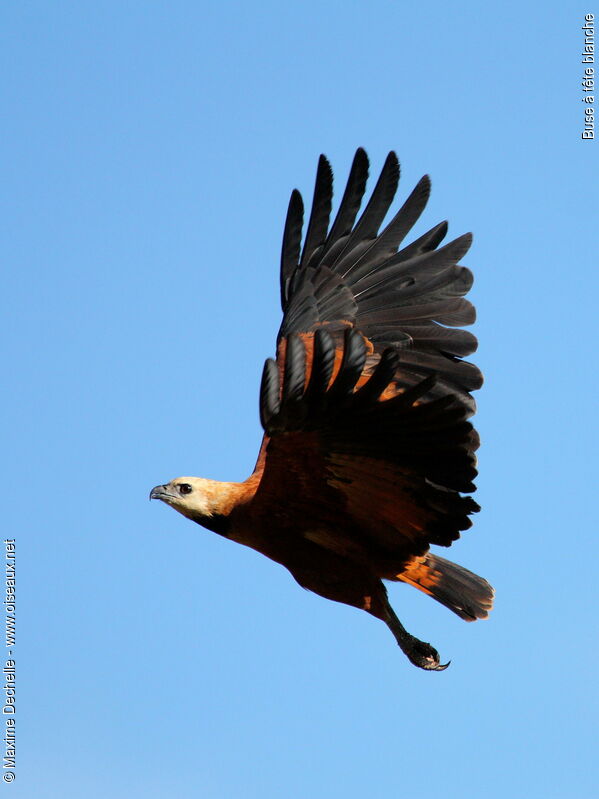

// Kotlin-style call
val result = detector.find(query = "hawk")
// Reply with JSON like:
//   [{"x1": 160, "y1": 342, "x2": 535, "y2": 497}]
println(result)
[{"x1": 151, "y1": 149, "x2": 493, "y2": 670}]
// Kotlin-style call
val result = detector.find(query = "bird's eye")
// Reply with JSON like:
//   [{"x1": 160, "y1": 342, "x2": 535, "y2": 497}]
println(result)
[{"x1": 178, "y1": 483, "x2": 193, "y2": 495}]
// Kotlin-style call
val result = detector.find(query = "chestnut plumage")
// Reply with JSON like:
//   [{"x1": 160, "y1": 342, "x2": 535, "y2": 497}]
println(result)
[{"x1": 151, "y1": 149, "x2": 493, "y2": 670}]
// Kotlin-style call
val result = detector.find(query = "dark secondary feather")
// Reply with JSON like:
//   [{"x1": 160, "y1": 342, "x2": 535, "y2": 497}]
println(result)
[{"x1": 258, "y1": 330, "x2": 479, "y2": 554}]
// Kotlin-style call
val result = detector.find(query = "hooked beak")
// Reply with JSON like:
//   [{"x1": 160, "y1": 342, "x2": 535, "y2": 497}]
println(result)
[{"x1": 149, "y1": 484, "x2": 172, "y2": 502}]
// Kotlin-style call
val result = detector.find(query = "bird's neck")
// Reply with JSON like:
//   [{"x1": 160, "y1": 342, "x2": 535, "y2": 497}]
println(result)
[{"x1": 185, "y1": 478, "x2": 255, "y2": 537}]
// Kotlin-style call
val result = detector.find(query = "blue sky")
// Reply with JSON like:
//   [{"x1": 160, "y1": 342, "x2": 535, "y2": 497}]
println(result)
[{"x1": 4, "y1": 2, "x2": 597, "y2": 797}]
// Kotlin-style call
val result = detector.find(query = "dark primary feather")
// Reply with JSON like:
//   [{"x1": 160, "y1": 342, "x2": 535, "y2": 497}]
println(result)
[
  {"x1": 338, "y1": 174, "x2": 431, "y2": 284},
  {"x1": 300, "y1": 155, "x2": 333, "y2": 270},
  {"x1": 394, "y1": 220, "x2": 449, "y2": 262},
  {"x1": 320, "y1": 148, "x2": 370, "y2": 267},
  {"x1": 351, "y1": 233, "x2": 473, "y2": 299},
  {"x1": 278, "y1": 149, "x2": 481, "y2": 406},
  {"x1": 332, "y1": 151, "x2": 400, "y2": 275},
  {"x1": 280, "y1": 189, "x2": 304, "y2": 308}
]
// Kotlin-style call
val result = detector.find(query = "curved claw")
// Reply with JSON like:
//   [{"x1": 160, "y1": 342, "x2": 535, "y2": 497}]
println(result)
[
  {"x1": 383, "y1": 604, "x2": 451, "y2": 672},
  {"x1": 405, "y1": 638, "x2": 450, "y2": 672}
]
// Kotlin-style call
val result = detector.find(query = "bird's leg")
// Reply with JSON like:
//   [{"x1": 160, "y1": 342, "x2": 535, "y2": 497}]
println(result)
[{"x1": 383, "y1": 602, "x2": 450, "y2": 671}]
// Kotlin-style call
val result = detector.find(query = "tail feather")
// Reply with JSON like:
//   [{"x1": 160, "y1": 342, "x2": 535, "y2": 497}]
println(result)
[{"x1": 397, "y1": 554, "x2": 494, "y2": 621}]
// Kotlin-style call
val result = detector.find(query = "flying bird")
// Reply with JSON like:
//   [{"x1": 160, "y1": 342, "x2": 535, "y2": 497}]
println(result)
[{"x1": 150, "y1": 149, "x2": 493, "y2": 670}]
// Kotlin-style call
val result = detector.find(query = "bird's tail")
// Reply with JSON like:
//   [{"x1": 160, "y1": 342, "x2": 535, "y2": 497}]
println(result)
[{"x1": 397, "y1": 554, "x2": 494, "y2": 621}]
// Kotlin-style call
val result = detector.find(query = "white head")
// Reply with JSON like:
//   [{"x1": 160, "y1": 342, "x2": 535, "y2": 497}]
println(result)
[{"x1": 149, "y1": 477, "x2": 221, "y2": 521}]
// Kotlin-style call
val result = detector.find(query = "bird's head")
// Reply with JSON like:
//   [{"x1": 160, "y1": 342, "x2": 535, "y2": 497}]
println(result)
[
  {"x1": 149, "y1": 477, "x2": 239, "y2": 536},
  {"x1": 149, "y1": 477, "x2": 217, "y2": 521}
]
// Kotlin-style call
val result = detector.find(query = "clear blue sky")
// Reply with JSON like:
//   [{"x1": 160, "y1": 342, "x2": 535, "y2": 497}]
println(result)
[{"x1": 4, "y1": 2, "x2": 597, "y2": 797}]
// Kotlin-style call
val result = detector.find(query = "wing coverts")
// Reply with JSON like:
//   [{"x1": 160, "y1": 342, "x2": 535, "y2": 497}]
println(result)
[{"x1": 260, "y1": 329, "x2": 480, "y2": 551}]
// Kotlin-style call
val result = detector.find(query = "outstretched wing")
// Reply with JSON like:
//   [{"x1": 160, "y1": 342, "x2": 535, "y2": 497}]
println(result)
[
  {"x1": 278, "y1": 148, "x2": 481, "y2": 411},
  {"x1": 250, "y1": 151, "x2": 481, "y2": 570}
]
